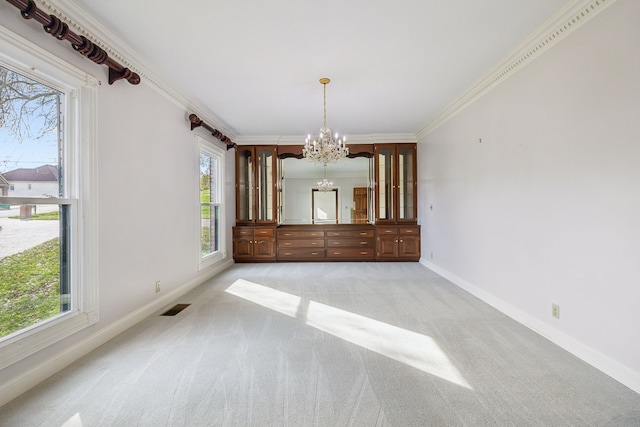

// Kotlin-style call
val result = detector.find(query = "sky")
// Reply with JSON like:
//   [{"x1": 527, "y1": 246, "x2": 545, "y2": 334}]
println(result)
[
  {"x1": 0, "y1": 128, "x2": 58, "y2": 173},
  {"x1": 0, "y1": 65, "x2": 60, "y2": 173}
]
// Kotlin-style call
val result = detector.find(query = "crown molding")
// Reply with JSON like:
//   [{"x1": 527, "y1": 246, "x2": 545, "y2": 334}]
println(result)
[
  {"x1": 234, "y1": 133, "x2": 417, "y2": 146},
  {"x1": 416, "y1": 0, "x2": 617, "y2": 141},
  {"x1": 40, "y1": 0, "x2": 237, "y2": 140}
]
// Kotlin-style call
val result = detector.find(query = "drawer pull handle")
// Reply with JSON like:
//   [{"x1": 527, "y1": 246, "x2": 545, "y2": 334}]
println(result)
[
  {"x1": 333, "y1": 252, "x2": 341, "y2": 255},
  {"x1": 311, "y1": 252, "x2": 319, "y2": 255},
  {"x1": 360, "y1": 241, "x2": 367, "y2": 245},
  {"x1": 360, "y1": 251, "x2": 368, "y2": 255},
  {"x1": 284, "y1": 242, "x2": 291, "y2": 246},
  {"x1": 312, "y1": 242, "x2": 317, "y2": 245}
]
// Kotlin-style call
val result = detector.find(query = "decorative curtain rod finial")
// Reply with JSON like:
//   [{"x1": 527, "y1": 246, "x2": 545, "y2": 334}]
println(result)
[
  {"x1": 188, "y1": 113, "x2": 236, "y2": 150},
  {"x1": 7, "y1": 0, "x2": 140, "y2": 85}
]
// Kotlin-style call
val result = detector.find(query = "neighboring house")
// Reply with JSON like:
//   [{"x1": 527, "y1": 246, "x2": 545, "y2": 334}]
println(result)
[
  {"x1": 0, "y1": 174, "x2": 9, "y2": 197},
  {"x1": 0, "y1": 165, "x2": 59, "y2": 198}
]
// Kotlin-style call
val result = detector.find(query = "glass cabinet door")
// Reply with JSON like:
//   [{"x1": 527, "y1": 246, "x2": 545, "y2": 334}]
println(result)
[
  {"x1": 375, "y1": 145, "x2": 395, "y2": 222},
  {"x1": 397, "y1": 144, "x2": 416, "y2": 222},
  {"x1": 236, "y1": 148, "x2": 254, "y2": 223},
  {"x1": 255, "y1": 146, "x2": 275, "y2": 223},
  {"x1": 374, "y1": 143, "x2": 417, "y2": 224},
  {"x1": 236, "y1": 145, "x2": 277, "y2": 225}
]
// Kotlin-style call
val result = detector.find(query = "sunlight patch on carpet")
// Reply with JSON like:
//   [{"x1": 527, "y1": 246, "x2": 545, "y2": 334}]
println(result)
[{"x1": 226, "y1": 279, "x2": 472, "y2": 389}]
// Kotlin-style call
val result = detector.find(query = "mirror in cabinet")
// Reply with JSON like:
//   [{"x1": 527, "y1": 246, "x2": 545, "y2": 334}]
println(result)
[{"x1": 279, "y1": 152, "x2": 373, "y2": 224}]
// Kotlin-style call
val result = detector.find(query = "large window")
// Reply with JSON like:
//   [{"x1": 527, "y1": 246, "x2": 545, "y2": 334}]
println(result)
[
  {"x1": 0, "y1": 65, "x2": 70, "y2": 339},
  {"x1": 199, "y1": 140, "x2": 224, "y2": 266},
  {"x1": 0, "y1": 27, "x2": 98, "y2": 368}
]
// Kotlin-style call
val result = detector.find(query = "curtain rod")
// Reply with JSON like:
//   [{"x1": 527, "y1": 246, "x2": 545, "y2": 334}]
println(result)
[
  {"x1": 5, "y1": 0, "x2": 140, "y2": 85},
  {"x1": 189, "y1": 114, "x2": 236, "y2": 150}
]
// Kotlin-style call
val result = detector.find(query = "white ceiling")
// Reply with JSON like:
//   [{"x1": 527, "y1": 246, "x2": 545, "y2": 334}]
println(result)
[{"x1": 67, "y1": 0, "x2": 571, "y2": 139}]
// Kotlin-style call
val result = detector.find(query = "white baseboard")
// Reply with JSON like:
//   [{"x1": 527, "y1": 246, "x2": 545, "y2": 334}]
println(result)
[
  {"x1": 0, "y1": 258, "x2": 235, "y2": 407},
  {"x1": 419, "y1": 258, "x2": 640, "y2": 395}
]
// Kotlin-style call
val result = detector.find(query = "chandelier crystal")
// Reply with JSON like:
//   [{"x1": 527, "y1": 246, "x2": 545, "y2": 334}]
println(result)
[{"x1": 303, "y1": 78, "x2": 348, "y2": 167}]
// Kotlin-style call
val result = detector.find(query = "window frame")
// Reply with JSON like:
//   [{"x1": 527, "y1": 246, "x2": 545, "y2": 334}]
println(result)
[
  {"x1": 198, "y1": 135, "x2": 225, "y2": 269},
  {"x1": 0, "y1": 26, "x2": 99, "y2": 369}
]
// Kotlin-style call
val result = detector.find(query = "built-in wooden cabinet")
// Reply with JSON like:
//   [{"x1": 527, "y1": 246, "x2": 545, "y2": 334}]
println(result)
[
  {"x1": 375, "y1": 225, "x2": 420, "y2": 261},
  {"x1": 233, "y1": 226, "x2": 276, "y2": 261},
  {"x1": 276, "y1": 225, "x2": 376, "y2": 262},
  {"x1": 326, "y1": 228, "x2": 375, "y2": 260},
  {"x1": 233, "y1": 143, "x2": 420, "y2": 262},
  {"x1": 374, "y1": 143, "x2": 417, "y2": 224},
  {"x1": 277, "y1": 228, "x2": 325, "y2": 261},
  {"x1": 236, "y1": 145, "x2": 277, "y2": 225}
]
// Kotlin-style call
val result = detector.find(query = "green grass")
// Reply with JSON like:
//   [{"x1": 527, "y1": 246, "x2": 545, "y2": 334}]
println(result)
[
  {"x1": 0, "y1": 238, "x2": 61, "y2": 337},
  {"x1": 9, "y1": 210, "x2": 59, "y2": 220}
]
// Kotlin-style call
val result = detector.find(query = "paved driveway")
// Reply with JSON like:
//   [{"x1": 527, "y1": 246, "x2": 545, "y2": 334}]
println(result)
[{"x1": 0, "y1": 205, "x2": 60, "y2": 260}]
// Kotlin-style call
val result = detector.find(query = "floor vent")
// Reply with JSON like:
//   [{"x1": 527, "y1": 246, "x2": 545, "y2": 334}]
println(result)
[{"x1": 161, "y1": 304, "x2": 191, "y2": 316}]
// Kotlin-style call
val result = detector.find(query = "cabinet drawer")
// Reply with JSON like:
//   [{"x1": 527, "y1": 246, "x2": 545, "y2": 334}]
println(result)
[
  {"x1": 254, "y1": 228, "x2": 275, "y2": 237},
  {"x1": 326, "y1": 238, "x2": 374, "y2": 248},
  {"x1": 377, "y1": 227, "x2": 398, "y2": 235},
  {"x1": 278, "y1": 239, "x2": 324, "y2": 249},
  {"x1": 277, "y1": 230, "x2": 325, "y2": 239},
  {"x1": 399, "y1": 226, "x2": 419, "y2": 235},
  {"x1": 233, "y1": 227, "x2": 274, "y2": 237},
  {"x1": 326, "y1": 230, "x2": 374, "y2": 238},
  {"x1": 278, "y1": 248, "x2": 326, "y2": 258},
  {"x1": 233, "y1": 228, "x2": 253, "y2": 237},
  {"x1": 326, "y1": 248, "x2": 375, "y2": 259}
]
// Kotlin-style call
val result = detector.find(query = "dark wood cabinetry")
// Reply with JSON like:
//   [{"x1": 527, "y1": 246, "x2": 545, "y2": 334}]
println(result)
[
  {"x1": 233, "y1": 143, "x2": 420, "y2": 263},
  {"x1": 275, "y1": 225, "x2": 376, "y2": 261},
  {"x1": 375, "y1": 143, "x2": 417, "y2": 224},
  {"x1": 326, "y1": 228, "x2": 375, "y2": 260},
  {"x1": 375, "y1": 225, "x2": 420, "y2": 261},
  {"x1": 277, "y1": 228, "x2": 325, "y2": 260},
  {"x1": 236, "y1": 145, "x2": 277, "y2": 225},
  {"x1": 233, "y1": 226, "x2": 276, "y2": 261},
  {"x1": 374, "y1": 143, "x2": 419, "y2": 260}
]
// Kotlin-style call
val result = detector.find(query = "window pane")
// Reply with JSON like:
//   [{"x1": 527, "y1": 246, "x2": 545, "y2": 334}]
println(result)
[
  {"x1": 0, "y1": 66, "x2": 62, "y2": 181},
  {"x1": 0, "y1": 204, "x2": 68, "y2": 338},
  {"x1": 199, "y1": 150, "x2": 220, "y2": 258},
  {"x1": 0, "y1": 65, "x2": 68, "y2": 339}
]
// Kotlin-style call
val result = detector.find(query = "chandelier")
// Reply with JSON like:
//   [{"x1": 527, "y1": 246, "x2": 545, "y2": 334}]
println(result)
[
  {"x1": 303, "y1": 78, "x2": 348, "y2": 167},
  {"x1": 317, "y1": 166, "x2": 333, "y2": 192}
]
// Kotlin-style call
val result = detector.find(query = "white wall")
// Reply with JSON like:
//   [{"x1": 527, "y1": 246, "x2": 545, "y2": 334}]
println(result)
[
  {"x1": 6, "y1": 182, "x2": 58, "y2": 198},
  {"x1": 0, "y1": 4, "x2": 235, "y2": 402},
  {"x1": 419, "y1": 0, "x2": 640, "y2": 392}
]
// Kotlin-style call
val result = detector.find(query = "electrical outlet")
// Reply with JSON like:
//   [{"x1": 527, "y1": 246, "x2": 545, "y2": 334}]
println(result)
[
  {"x1": 155, "y1": 281, "x2": 161, "y2": 293},
  {"x1": 552, "y1": 303, "x2": 560, "y2": 319}
]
